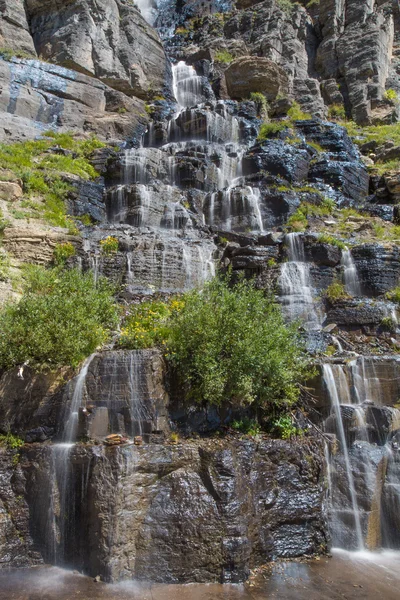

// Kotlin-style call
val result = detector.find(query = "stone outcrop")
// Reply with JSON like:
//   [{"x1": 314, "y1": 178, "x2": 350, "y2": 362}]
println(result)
[
  {"x1": 316, "y1": 0, "x2": 397, "y2": 124},
  {"x1": 24, "y1": 0, "x2": 170, "y2": 100},
  {"x1": 0, "y1": 57, "x2": 148, "y2": 142},
  {"x1": 0, "y1": 0, "x2": 36, "y2": 57},
  {"x1": 19, "y1": 437, "x2": 327, "y2": 582},
  {"x1": 224, "y1": 57, "x2": 289, "y2": 101}
]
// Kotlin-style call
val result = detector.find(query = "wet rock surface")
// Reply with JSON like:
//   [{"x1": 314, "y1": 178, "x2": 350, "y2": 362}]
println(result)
[{"x1": 16, "y1": 437, "x2": 326, "y2": 582}]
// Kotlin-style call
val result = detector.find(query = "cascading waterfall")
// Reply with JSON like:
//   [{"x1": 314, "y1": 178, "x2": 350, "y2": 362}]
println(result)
[
  {"x1": 341, "y1": 248, "x2": 361, "y2": 296},
  {"x1": 279, "y1": 233, "x2": 321, "y2": 328},
  {"x1": 172, "y1": 61, "x2": 206, "y2": 109},
  {"x1": 323, "y1": 360, "x2": 400, "y2": 551},
  {"x1": 46, "y1": 354, "x2": 96, "y2": 564}
]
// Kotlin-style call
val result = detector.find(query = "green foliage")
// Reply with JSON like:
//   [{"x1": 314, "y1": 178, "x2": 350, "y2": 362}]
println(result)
[
  {"x1": 0, "y1": 266, "x2": 118, "y2": 369},
  {"x1": 0, "y1": 133, "x2": 105, "y2": 229},
  {"x1": 231, "y1": 418, "x2": 261, "y2": 436},
  {"x1": 249, "y1": 92, "x2": 269, "y2": 117},
  {"x1": 0, "y1": 433, "x2": 24, "y2": 450},
  {"x1": 307, "y1": 141, "x2": 325, "y2": 153},
  {"x1": 380, "y1": 316, "x2": 397, "y2": 332},
  {"x1": 276, "y1": 0, "x2": 298, "y2": 14},
  {"x1": 214, "y1": 49, "x2": 234, "y2": 64},
  {"x1": 77, "y1": 213, "x2": 93, "y2": 226},
  {"x1": 0, "y1": 208, "x2": 10, "y2": 233},
  {"x1": 53, "y1": 242, "x2": 76, "y2": 265},
  {"x1": 118, "y1": 299, "x2": 181, "y2": 350},
  {"x1": 100, "y1": 236, "x2": 119, "y2": 255},
  {"x1": 384, "y1": 89, "x2": 399, "y2": 103},
  {"x1": 328, "y1": 104, "x2": 346, "y2": 120},
  {"x1": 0, "y1": 251, "x2": 10, "y2": 281},
  {"x1": 287, "y1": 199, "x2": 334, "y2": 231},
  {"x1": 273, "y1": 415, "x2": 298, "y2": 439},
  {"x1": 0, "y1": 47, "x2": 34, "y2": 61},
  {"x1": 317, "y1": 233, "x2": 346, "y2": 250},
  {"x1": 166, "y1": 275, "x2": 311, "y2": 411},
  {"x1": 386, "y1": 287, "x2": 400, "y2": 304},
  {"x1": 258, "y1": 121, "x2": 287, "y2": 141},
  {"x1": 325, "y1": 280, "x2": 348, "y2": 303},
  {"x1": 287, "y1": 101, "x2": 311, "y2": 121}
]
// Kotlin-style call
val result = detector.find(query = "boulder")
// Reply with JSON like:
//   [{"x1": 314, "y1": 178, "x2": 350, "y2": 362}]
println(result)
[
  {"x1": 224, "y1": 56, "x2": 289, "y2": 101},
  {"x1": 0, "y1": 181, "x2": 22, "y2": 202}
]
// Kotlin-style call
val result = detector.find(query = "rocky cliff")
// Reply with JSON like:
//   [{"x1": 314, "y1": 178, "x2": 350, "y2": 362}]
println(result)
[{"x1": 0, "y1": 0, "x2": 400, "y2": 587}]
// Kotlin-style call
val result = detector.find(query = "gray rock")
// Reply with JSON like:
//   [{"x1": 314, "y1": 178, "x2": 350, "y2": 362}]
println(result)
[
  {"x1": 0, "y1": 0, "x2": 36, "y2": 57},
  {"x1": 224, "y1": 56, "x2": 289, "y2": 101}
]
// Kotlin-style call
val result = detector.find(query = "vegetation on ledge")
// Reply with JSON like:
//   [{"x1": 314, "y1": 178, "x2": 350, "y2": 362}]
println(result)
[
  {"x1": 0, "y1": 132, "x2": 105, "y2": 231},
  {"x1": 120, "y1": 275, "x2": 312, "y2": 413},
  {"x1": 0, "y1": 266, "x2": 118, "y2": 370}
]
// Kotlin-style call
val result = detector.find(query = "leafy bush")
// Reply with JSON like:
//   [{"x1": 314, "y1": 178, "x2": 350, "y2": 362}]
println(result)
[
  {"x1": 100, "y1": 236, "x2": 119, "y2": 255},
  {"x1": 118, "y1": 299, "x2": 183, "y2": 350},
  {"x1": 328, "y1": 104, "x2": 346, "y2": 120},
  {"x1": 166, "y1": 275, "x2": 311, "y2": 411},
  {"x1": 0, "y1": 251, "x2": 10, "y2": 281},
  {"x1": 386, "y1": 287, "x2": 400, "y2": 304},
  {"x1": 317, "y1": 233, "x2": 346, "y2": 250},
  {"x1": 0, "y1": 433, "x2": 24, "y2": 450},
  {"x1": 0, "y1": 266, "x2": 118, "y2": 369},
  {"x1": 214, "y1": 49, "x2": 234, "y2": 64},
  {"x1": 231, "y1": 418, "x2": 261, "y2": 436},
  {"x1": 287, "y1": 199, "x2": 335, "y2": 231},
  {"x1": 276, "y1": 0, "x2": 297, "y2": 13},
  {"x1": 53, "y1": 242, "x2": 76, "y2": 265},
  {"x1": 325, "y1": 281, "x2": 348, "y2": 303},
  {"x1": 258, "y1": 121, "x2": 287, "y2": 141},
  {"x1": 0, "y1": 47, "x2": 34, "y2": 61},
  {"x1": 273, "y1": 415, "x2": 298, "y2": 439},
  {"x1": 384, "y1": 89, "x2": 399, "y2": 104}
]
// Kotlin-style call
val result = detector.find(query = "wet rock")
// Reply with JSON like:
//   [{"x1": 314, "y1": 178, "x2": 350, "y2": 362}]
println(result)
[
  {"x1": 351, "y1": 244, "x2": 400, "y2": 297},
  {"x1": 224, "y1": 56, "x2": 289, "y2": 101},
  {"x1": 19, "y1": 437, "x2": 326, "y2": 582},
  {"x1": 243, "y1": 141, "x2": 310, "y2": 183},
  {"x1": 325, "y1": 298, "x2": 388, "y2": 328}
]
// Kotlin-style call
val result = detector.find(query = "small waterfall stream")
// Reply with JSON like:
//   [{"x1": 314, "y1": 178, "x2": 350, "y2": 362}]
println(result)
[
  {"x1": 279, "y1": 233, "x2": 321, "y2": 328},
  {"x1": 341, "y1": 248, "x2": 362, "y2": 296},
  {"x1": 323, "y1": 360, "x2": 400, "y2": 551},
  {"x1": 47, "y1": 354, "x2": 96, "y2": 564}
]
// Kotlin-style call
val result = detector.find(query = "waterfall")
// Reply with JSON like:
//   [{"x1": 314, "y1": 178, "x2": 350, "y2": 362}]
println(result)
[
  {"x1": 341, "y1": 248, "x2": 361, "y2": 296},
  {"x1": 279, "y1": 233, "x2": 321, "y2": 328},
  {"x1": 172, "y1": 61, "x2": 205, "y2": 109},
  {"x1": 323, "y1": 364, "x2": 364, "y2": 550},
  {"x1": 323, "y1": 359, "x2": 400, "y2": 551},
  {"x1": 46, "y1": 354, "x2": 96, "y2": 564},
  {"x1": 128, "y1": 352, "x2": 150, "y2": 437}
]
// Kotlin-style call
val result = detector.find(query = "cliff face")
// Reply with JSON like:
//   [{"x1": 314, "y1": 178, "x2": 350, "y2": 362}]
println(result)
[{"x1": 1, "y1": 0, "x2": 400, "y2": 586}]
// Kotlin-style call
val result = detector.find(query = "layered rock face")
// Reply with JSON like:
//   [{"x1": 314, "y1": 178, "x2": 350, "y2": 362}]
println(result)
[{"x1": 0, "y1": 437, "x2": 326, "y2": 581}]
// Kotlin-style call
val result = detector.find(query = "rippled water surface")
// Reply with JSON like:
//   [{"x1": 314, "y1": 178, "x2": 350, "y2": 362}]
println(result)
[{"x1": 1, "y1": 550, "x2": 400, "y2": 600}]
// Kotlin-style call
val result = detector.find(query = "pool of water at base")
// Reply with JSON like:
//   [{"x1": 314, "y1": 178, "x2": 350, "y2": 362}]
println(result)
[{"x1": 1, "y1": 549, "x2": 399, "y2": 600}]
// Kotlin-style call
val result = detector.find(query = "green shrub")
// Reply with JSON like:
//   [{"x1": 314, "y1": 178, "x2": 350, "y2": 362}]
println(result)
[
  {"x1": 276, "y1": 0, "x2": 297, "y2": 14},
  {"x1": 166, "y1": 275, "x2": 311, "y2": 411},
  {"x1": 384, "y1": 89, "x2": 399, "y2": 104},
  {"x1": 273, "y1": 414, "x2": 298, "y2": 439},
  {"x1": 0, "y1": 47, "x2": 34, "y2": 61},
  {"x1": 307, "y1": 141, "x2": 325, "y2": 153},
  {"x1": 0, "y1": 266, "x2": 118, "y2": 369},
  {"x1": 0, "y1": 433, "x2": 24, "y2": 449},
  {"x1": 328, "y1": 104, "x2": 346, "y2": 120},
  {"x1": 214, "y1": 49, "x2": 234, "y2": 64},
  {"x1": 317, "y1": 233, "x2": 346, "y2": 249},
  {"x1": 118, "y1": 299, "x2": 182, "y2": 350},
  {"x1": 53, "y1": 242, "x2": 76, "y2": 265},
  {"x1": 380, "y1": 316, "x2": 397, "y2": 332},
  {"x1": 386, "y1": 287, "x2": 400, "y2": 304},
  {"x1": 287, "y1": 101, "x2": 311, "y2": 121},
  {"x1": 249, "y1": 92, "x2": 269, "y2": 117},
  {"x1": 0, "y1": 251, "x2": 10, "y2": 281},
  {"x1": 231, "y1": 418, "x2": 261, "y2": 436},
  {"x1": 100, "y1": 236, "x2": 119, "y2": 255},
  {"x1": 325, "y1": 281, "x2": 348, "y2": 302},
  {"x1": 258, "y1": 121, "x2": 287, "y2": 141}
]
